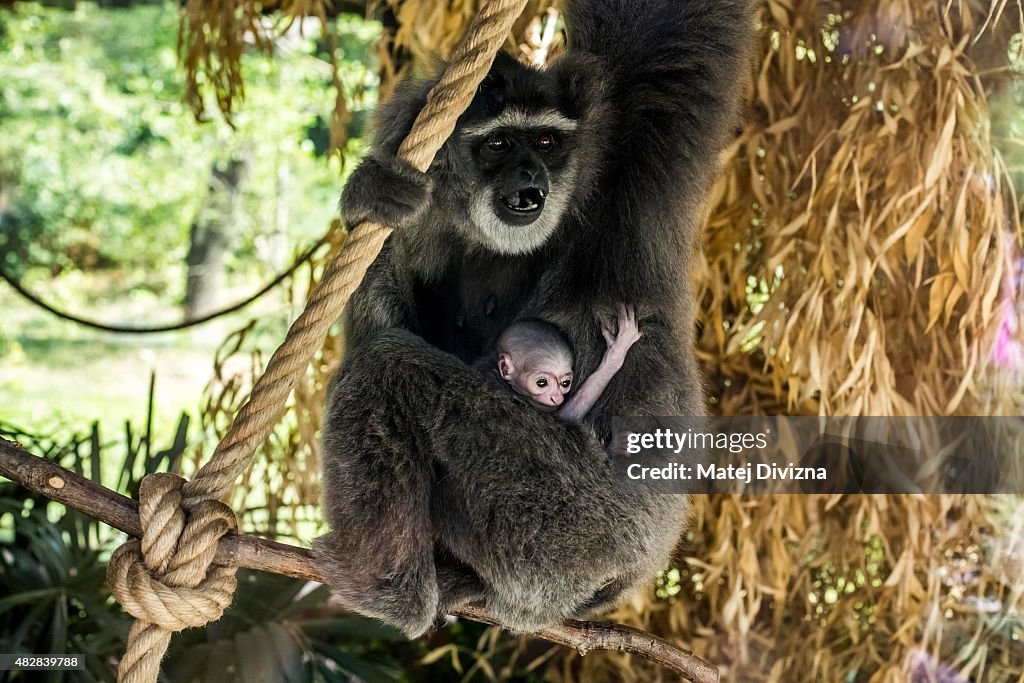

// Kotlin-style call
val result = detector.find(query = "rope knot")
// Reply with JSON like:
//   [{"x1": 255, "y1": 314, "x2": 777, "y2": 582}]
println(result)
[{"x1": 107, "y1": 473, "x2": 238, "y2": 632}]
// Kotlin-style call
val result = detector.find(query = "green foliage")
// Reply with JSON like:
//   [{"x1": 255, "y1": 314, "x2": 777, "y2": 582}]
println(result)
[
  {"x1": 0, "y1": 409, "x2": 190, "y2": 681},
  {"x1": 166, "y1": 573, "x2": 413, "y2": 683},
  {"x1": 0, "y1": 2, "x2": 377, "y2": 299},
  {"x1": 0, "y1": 494, "x2": 129, "y2": 682},
  {"x1": 0, "y1": 6, "x2": 557, "y2": 680},
  {"x1": 0, "y1": 415, "x2": 422, "y2": 683},
  {"x1": 0, "y1": 413, "x2": 514, "y2": 682},
  {"x1": 0, "y1": 491, "x2": 419, "y2": 683}
]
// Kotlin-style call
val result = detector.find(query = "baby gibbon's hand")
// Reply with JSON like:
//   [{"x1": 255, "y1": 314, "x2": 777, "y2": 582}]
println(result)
[{"x1": 601, "y1": 304, "x2": 643, "y2": 359}]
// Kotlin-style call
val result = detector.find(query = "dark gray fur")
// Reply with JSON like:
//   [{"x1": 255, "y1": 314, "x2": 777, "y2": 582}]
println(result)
[{"x1": 315, "y1": 0, "x2": 755, "y2": 638}]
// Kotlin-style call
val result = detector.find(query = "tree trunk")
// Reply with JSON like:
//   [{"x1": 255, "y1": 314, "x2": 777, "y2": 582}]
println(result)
[{"x1": 184, "y1": 156, "x2": 249, "y2": 319}]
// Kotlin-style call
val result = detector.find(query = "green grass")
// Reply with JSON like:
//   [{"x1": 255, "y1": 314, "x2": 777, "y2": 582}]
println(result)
[{"x1": 0, "y1": 276, "x2": 291, "y2": 438}]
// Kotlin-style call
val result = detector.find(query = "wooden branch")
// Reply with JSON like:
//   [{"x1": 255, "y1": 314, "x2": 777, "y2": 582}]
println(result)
[{"x1": 0, "y1": 438, "x2": 718, "y2": 683}]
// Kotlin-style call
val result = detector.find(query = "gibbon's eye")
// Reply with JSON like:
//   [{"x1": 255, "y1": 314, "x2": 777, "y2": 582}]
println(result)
[
  {"x1": 536, "y1": 134, "x2": 555, "y2": 151},
  {"x1": 560, "y1": 379, "x2": 572, "y2": 389},
  {"x1": 485, "y1": 134, "x2": 511, "y2": 153},
  {"x1": 536, "y1": 377, "x2": 549, "y2": 388}
]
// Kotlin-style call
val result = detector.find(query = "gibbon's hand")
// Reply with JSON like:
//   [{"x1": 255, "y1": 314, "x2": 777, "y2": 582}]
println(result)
[
  {"x1": 340, "y1": 156, "x2": 433, "y2": 231},
  {"x1": 601, "y1": 304, "x2": 643, "y2": 361}
]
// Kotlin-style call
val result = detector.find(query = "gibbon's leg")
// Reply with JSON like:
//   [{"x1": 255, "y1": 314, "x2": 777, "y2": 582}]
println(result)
[
  {"x1": 433, "y1": 547, "x2": 487, "y2": 622},
  {"x1": 315, "y1": 346, "x2": 444, "y2": 638},
  {"x1": 320, "y1": 328, "x2": 671, "y2": 634}
]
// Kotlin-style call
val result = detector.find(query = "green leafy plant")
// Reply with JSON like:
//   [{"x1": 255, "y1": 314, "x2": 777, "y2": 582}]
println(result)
[
  {"x1": 166, "y1": 572, "x2": 411, "y2": 683},
  {"x1": 0, "y1": 2, "x2": 375, "y2": 290},
  {"x1": 0, "y1": 492, "x2": 129, "y2": 682},
  {"x1": 0, "y1": 400, "x2": 475, "y2": 682}
]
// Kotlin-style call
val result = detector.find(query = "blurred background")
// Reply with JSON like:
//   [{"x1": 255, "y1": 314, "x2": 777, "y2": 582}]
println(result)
[{"x1": 0, "y1": 0, "x2": 1022, "y2": 681}]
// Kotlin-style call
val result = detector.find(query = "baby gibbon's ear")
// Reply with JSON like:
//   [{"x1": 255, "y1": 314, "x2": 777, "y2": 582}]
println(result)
[{"x1": 497, "y1": 353, "x2": 516, "y2": 380}]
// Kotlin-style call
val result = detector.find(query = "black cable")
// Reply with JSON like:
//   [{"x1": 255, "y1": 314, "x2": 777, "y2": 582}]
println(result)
[{"x1": 0, "y1": 235, "x2": 330, "y2": 334}]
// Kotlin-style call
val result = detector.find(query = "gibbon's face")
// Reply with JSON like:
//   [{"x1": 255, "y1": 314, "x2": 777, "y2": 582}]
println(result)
[
  {"x1": 453, "y1": 54, "x2": 581, "y2": 255},
  {"x1": 498, "y1": 350, "x2": 574, "y2": 410}
]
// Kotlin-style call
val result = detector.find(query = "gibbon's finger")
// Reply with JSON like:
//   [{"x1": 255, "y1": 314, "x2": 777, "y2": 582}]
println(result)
[
  {"x1": 621, "y1": 307, "x2": 638, "y2": 334},
  {"x1": 602, "y1": 325, "x2": 616, "y2": 346}
]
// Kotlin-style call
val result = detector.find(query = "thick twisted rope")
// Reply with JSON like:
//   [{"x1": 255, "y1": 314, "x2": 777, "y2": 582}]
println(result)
[
  {"x1": 108, "y1": 2, "x2": 529, "y2": 681},
  {"x1": 107, "y1": 475, "x2": 237, "y2": 682}
]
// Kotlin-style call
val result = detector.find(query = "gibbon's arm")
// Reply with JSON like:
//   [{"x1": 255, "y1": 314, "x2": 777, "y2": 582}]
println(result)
[
  {"x1": 342, "y1": 239, "x2": 417, "y2": 351},
  {"x1": 559, "y1": 304, "x2": 643, "y2": 423},
  {"x1": 561, "y1": 0, "x2": 755, "y2": 307},
  {"x1": 584, "y1": 317, "x2": 705, "y2": 444},
  {"x1": 339, "y1": 81, "x2": 438, "y2": 352},
  {"x1": 558, "y1": 350, "x2": 624, "y2": 423}
]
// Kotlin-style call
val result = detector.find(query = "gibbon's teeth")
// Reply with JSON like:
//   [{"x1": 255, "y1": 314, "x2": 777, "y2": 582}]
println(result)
[{"x1": 501, "y1": 188, "x2": 545, "y2": 213}]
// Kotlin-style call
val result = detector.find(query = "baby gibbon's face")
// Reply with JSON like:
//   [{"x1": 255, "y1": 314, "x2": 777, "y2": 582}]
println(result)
[{"x1": 497, "y1": 351, "x2": 573, "y2": 410}]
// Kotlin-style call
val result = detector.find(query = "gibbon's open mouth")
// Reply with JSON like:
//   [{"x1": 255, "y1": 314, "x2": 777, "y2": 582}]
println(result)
[{"x1": 496, "y1": 187, "x2": 546, "y2": 225}]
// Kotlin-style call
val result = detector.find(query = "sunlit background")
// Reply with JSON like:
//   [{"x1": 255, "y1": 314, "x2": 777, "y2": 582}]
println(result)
[{"x1": 1, "y1": 1, "x2": 1023, "y2": 681}]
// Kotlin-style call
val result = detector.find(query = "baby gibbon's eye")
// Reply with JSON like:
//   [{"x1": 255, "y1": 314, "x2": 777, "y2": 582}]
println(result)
[
  {"x1": 536, "y1": 378, "x2": 549, "y2": 388},
  {"x1": 486, "y1": 134, "x2": 510, "y2": 152},
  {"x1": 560, "y1": 379, "x2": 572, "y2": 389}
]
